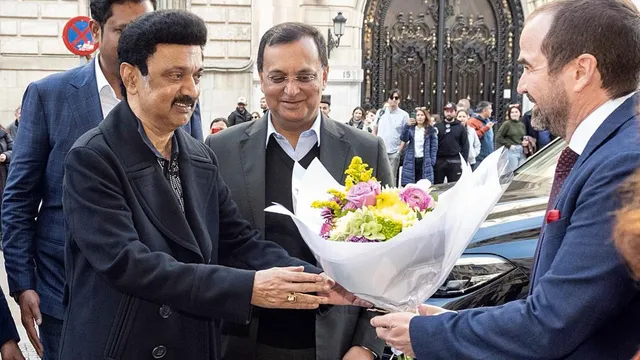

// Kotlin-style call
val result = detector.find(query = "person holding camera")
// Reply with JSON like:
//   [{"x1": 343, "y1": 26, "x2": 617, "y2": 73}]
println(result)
[{"x1": 400, "y1": 108, "x2": 437, "y2": 185}]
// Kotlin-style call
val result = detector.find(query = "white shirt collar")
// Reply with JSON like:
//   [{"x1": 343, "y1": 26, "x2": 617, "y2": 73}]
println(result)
[
  {"x1": 266, "y1": 111, "x2": 322, "y2": 148},
  {"x1": 94, "y1": 54, "x2": 120, "y2": 119},
  {"x1": 569, "y1": 92, "x2": 636, "y2": 155},
  {"x1": 95, "y1": 54, "x2": 113, "y2": 94}
]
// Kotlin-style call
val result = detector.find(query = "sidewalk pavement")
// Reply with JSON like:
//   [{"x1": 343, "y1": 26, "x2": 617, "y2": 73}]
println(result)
[{"x1": 1, "y1": 252, "x2": 41, "y2": 359}]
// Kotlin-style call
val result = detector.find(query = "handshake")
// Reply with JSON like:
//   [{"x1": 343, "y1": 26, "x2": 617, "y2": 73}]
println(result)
[{"x1": 250, "y1": 266, "x2": 370, "y2": 309}]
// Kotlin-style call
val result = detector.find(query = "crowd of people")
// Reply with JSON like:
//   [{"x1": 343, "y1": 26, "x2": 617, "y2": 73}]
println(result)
[
  {"x1": 210, "y1": 90, "x2": 554, "y2": 187},
  {"x1": 0, "y1": 0, "x2": 638, "y2": 359}
]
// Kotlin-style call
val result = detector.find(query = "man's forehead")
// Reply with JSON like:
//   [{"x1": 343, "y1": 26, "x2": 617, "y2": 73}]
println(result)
[
  {"x1": 262, "y1": 38, "x2": 322, "y2": 71},
  {"x1": 150, "y1": 44, "x2": 203, "y2": 67},
  {"x1": 108, "y1": 2, "x2": 152, "y2": 26},
  {"x1": 155, "y1": 44, "x2": 202, "y2": 57},
  {"x1": 520, "y1": 13, "x2": 553, "y2": 60}
]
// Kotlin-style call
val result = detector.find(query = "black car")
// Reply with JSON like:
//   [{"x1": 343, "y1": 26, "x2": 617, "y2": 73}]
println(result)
[{"x1": 426, "y1": 138, "x2": 566, "y2": 309}]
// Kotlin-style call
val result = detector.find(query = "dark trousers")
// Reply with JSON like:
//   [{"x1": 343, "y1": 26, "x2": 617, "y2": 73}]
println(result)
[
  {"x1": 414, "y1": 157, "x2": 424, "y2": 182},
  {"x1": 40, "y1": 313, "x2": 63, "y2": 360},
  {"x1": 434, "y1": 156, "x2": 462, "y2": 184}
]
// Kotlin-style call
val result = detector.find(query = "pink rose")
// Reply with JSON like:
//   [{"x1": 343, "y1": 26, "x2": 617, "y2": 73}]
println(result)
[
  {"x1": 346, "y1": 180, "x2": 381, "y2": 209},
  {"x1": 399, "y1": 186, "x2": 435, "y2": 211}
]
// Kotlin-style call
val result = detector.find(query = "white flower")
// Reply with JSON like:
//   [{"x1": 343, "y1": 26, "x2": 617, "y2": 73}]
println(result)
[{"x1": 330, "y1": 211, "x2": 356, "y2": 241}]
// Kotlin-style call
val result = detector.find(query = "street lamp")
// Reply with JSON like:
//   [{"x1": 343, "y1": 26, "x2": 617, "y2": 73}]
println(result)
[{"x1": 327, "y1": 12, "x2": 347, "y2": 59}]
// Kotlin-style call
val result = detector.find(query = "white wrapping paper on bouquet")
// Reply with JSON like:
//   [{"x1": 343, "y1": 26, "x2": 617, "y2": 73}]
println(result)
[{"x1": 266, "y1": 149, "x2": 510, "y2": 312}]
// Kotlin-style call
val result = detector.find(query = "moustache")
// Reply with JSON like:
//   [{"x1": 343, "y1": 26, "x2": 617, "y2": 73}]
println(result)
[
  {"x1": 172, "y1": 96, "x2": 197, "y2": 107},
  {"x1": 526, "y1": 94, "x2": 537, "y2": 104}
]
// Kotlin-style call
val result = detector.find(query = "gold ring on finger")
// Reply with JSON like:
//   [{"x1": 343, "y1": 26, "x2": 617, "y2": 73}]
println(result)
[{"x1": 286, "y1": 293, "x2": 297, "y2": 303}]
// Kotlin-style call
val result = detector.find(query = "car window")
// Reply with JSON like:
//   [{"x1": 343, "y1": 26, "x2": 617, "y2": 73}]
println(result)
[{"x1": 513, "y1": 139, "x2": 567, "y2": 183}]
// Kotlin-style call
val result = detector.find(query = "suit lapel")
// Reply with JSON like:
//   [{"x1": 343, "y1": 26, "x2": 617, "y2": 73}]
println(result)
[
  {"x1": 237, "y1": 115, "x2": 351, "y2": 231},
  {"x1": 552, "y1": 94, "x2": 638, "y2": 210},
  {"x1": 67, "y1": 58, "x2": 103, "y2": 133},
  {"x1": 319, "y1": 114, "x2": 351, "y2": 183},
  {"x1": 239, "y1": 119, "x2": 268, "y2": 233},
  {"x1": 101, "y1": 101, "x2": 204, "y2": 261},
  {"x1": 175, "y1": 130, "x2": 214, "y2": 262},
  {"x1": 533, "y1": 94, "x2": 638, "y2": 289}
]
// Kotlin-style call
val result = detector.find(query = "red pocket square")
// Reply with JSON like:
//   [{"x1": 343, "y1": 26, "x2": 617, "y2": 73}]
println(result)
[{"x1": 546, "y1": 209, "x2": 561, "y2": 224}]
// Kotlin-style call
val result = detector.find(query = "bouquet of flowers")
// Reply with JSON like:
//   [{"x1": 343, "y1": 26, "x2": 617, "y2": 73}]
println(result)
[
  {"x1": 312, "y1": 157, "x2": 436, "y2": 243},
  {"x1": 266, "y1": 150, "x2": 509, "y2": 312}
]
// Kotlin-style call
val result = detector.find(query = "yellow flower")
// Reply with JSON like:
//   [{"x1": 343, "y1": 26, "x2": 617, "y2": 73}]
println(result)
[
  {"x1": 311, "y1": 200, "x2": 341, "y2": 213},
  {"x1": 375, "y1": 191, "x2": 402, "y2": 209},
  {"x1": 371, "y1": 205, "x2": 417, "y2": 232},
  {"x1": 344, "y1": 156, "x2": 376, "y2": 190},
  {"x1": 328, "y1": 189, "x2": 347, "y2": 202}
]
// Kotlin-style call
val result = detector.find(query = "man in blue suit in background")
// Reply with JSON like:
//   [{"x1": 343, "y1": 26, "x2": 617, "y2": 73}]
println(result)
[
  {"x1": 1, "y1": 0, "x2": 202, "y2": 359},
  {"x1": 371, "y1": 0, "x2": 640, "y2": 358}
]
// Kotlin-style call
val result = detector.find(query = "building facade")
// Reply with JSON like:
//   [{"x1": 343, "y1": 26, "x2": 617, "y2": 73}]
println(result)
[{"x1": 0, "y1": 0, "x2": 552, "y2": 134}]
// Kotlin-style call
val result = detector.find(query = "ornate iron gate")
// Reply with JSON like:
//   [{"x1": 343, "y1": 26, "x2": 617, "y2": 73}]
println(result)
[{"x1": 362, "y1": 0, "x2": 525, "y2": 122}]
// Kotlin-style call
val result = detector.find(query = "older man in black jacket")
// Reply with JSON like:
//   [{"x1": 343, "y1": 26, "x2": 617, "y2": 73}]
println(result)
[{"x1": 60, "y1": 11, "x2": 361, "y2": 360}]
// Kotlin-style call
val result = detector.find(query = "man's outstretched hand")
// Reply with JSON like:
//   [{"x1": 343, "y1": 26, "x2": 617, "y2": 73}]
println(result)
[{"x1": 318, "y1": 273, "x2": 372, "y2": 307}]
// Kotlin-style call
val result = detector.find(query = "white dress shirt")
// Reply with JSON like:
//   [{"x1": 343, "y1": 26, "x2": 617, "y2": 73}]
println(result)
[
  {"x1": 267, "y1": 111, "x2": 322, "y2": 209},
  {"x1": 414, "y1": 126, "x2": 425, "y2": 158},
  {"x1": 569, "y1": 92, "x2": 635, "y2": 155},
  {"x1": 266, "y1": 111, "x2": 322, "y2": 161},
  {"x1": 95, "y1": 54, "x2": 120, "y2": 119}
]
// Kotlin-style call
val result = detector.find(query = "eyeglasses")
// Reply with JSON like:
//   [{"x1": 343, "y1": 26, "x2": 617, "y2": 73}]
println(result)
[
  {"x1": 266, "y1": 73, "x2": 320, "y2": 87},
  {"x1": 390, "y1": 96, "x2": 400, "y2": 100}
]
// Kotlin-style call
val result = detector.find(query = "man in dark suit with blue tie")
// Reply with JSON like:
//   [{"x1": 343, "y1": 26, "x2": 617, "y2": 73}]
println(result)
[
  {"x1": 371, "y1": 0, "x2": 640, "y2": 358},
  {"x1": 1, "y1": 1, "x2": 202, "y2": 359}
]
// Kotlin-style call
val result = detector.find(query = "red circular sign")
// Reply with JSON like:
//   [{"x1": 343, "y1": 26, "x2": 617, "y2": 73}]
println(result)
[{"x1": 62, "y1": 16, "x2": 99, "y2": 56}]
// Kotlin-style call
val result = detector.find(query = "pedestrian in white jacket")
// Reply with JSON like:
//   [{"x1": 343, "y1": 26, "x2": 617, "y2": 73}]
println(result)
[{"x1": 456, "y1": 110, "x2": 481, "y2": 165}]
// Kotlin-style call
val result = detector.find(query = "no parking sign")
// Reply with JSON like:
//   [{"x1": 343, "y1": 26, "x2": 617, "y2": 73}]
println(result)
[{"x1": 62, "y1": 16, "x2": 98, "y2": 56}]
